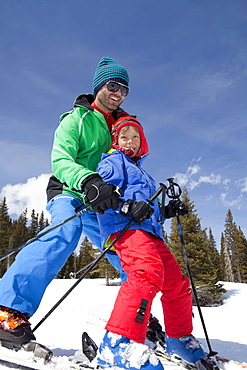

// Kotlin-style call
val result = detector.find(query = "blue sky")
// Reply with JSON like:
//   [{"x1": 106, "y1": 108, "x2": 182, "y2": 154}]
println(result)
[{"x1": 0, "y1": 0, "x2": 246, "y2": 248}]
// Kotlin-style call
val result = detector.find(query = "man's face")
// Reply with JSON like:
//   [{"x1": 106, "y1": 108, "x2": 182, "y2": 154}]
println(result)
[{"x1": 94, "y1": 84, "x2": 125, "y2": 113}]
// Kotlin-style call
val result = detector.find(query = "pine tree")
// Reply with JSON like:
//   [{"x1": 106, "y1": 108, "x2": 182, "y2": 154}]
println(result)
[
  {"x1": 237, "y1": 227, "x2": 247, "y2": 283},
  {"x1": 5, "y1": 209, "x2": 29, "y2": 273},
  {"x1": 208, "y1": 228, "x2": 223, "y2": 281},
  {"x1": 231, "y1": 226, "x2": 247, "y2": 283},
  {"x1": 223, "y1": 209, "x2": 247, "y2": 283},
  {"x1": 57, "y1": 252, "x2": 76, "y2": 279},
  {"x1": 29, "y1": 209, "x2": 39, "y2": 238},
  {"x1": 0, "y1": 198, "x2": 12, "y2": 276},
  {"x1": 12, "y1": 209, "x2": 29, "y2": 249},
  {"x1": 38, "y1": 211, "x2": 49, "y2": 232},
  {"x1": 97, "y1": 255, "x2": 120, "y2": 285},
  {"x1": 220, "y1": 233, "x2": 234, "y2": 282},
  {"x1": 224, "y1": 209, "x2": 236, "y2": 281},
  {"x1": 74, "y1": 236, "x2": 120, "y2": 284},
  {"x1": 168, "y1": 188, "x2": 225, "y2": 305},
  {"x1": 76, "y1": 236, "x2": 99, "y2": 278}
]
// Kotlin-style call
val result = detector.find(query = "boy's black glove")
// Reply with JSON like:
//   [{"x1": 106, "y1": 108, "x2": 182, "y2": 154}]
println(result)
[
  {"x1": 83, "y1": 175, "x2": 122, "y2": 214},
  {"x1": 120, "y1": 199, "x2": 154, "y2": 225},
  {"x1": 162, "y1": 199, "x2": 188, "y2": 219}
]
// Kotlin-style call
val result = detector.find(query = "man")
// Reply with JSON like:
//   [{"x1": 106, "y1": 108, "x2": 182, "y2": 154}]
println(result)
[{"x1": 0, "y1": 57, "x2": 132, "y2": 347}]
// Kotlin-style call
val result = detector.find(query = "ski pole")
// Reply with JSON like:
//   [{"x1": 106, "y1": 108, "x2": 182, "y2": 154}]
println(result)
[
  {"x1": 0, "y1": 205, "x2": 91, "y2": 262},
  {"x1": 33, "y1": 184, "x2": 165, "y2": 333},
  {"x1": 69, "y1": 185, "x2": 167, "y2": 278},
  {"x1": 32, "y1": 219, "x2": 135, "y2": 333},
  {"x1": 166, "y1": 178, "x2": 218, "y2": 358},
  {"x1": 69, "y1": 259, "x2": 96, "y2": 279}
]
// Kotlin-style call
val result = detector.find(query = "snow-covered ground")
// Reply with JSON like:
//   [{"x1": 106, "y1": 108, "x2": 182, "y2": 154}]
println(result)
[{"x1": 0, "y1": 279, "x2": 246, "y2": 369}]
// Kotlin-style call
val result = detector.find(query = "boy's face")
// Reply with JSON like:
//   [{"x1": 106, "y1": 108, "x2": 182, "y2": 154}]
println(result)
[{"x1": 117, "y1": 125, "x2": 141, "y2": 158}]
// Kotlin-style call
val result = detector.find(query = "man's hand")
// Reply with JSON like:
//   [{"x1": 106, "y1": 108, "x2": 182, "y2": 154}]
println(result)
[
  {"x1": 120, "y1": 199, "x2": 154, "y2": 225},
  {"x1": 83, "y1": 176, "x2": 122, "y2": 214},
  {"x1": 162, "y1": 199, "x2": 188, "y2": 219}
]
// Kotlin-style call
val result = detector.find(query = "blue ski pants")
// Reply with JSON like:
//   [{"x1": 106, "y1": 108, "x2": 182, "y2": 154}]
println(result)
[{"x1": 0, "y1": 194, "x2": 126, "y2": 317}]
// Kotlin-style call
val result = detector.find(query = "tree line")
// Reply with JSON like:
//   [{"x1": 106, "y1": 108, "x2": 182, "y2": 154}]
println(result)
[
  {"x1": 0, "y1": 190, "x2": 246, "y2": 304},
  {"x1": 0, "y1": 197, "x2": 118, "y2": 286},
  {"x1": 167, "y1": 188, "x2": 247, "y2": 306}
]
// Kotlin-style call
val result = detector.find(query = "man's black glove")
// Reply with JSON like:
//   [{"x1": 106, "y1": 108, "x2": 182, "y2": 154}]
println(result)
[
  {"x1": 120, "y1": 199, "x2": 154, "y2": 225},
  {"x1": 83, "y1": 176, "x2": 122, "y2": 214},
  {"x1": 162, "y1": 199, "x2": 188, "y2": 219}
]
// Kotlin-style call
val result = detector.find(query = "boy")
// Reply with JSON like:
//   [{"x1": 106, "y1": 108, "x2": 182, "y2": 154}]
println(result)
[{"x1": 95, "y1": 116, "x2": 208, "y2": 370}]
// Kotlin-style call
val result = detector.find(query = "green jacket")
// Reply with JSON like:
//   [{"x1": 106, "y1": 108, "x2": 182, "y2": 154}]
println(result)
[{"x1": 46, "y1": 94, "x2": 127, "y2": 202}]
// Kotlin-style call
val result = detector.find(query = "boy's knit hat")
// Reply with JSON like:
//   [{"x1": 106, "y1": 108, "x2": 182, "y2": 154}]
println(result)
[
  {"x1": 92, "y1": 57, "x2": 129, "y2": 97},
  {"x1": 111, "y1": 116, "x2": 149, "y2": 160}
]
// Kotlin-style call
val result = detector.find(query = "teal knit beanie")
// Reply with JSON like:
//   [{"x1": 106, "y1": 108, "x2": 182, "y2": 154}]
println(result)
[{"x1": 92, "y1": 56, "x2": 129, "y2": 97}]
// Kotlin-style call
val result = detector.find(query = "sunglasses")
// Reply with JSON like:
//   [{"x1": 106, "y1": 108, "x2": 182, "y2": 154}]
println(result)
[{"x1": 106, "y1": 81, "x2": 130, "y2": 97}]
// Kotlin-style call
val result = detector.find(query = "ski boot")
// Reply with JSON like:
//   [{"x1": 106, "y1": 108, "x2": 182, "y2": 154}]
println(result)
[
  {"x1": 146, "y1": 317, "x2": 218, "y2": 370},
  {"x1": 0, "y1": 306, "x2": 36, "y2": 349},
  {"x1": 97, "y1": 331, "x2": 164, "y2": 370},
  {"x1": 166, "y1": 335, "x2": 208, "y2": 365}
]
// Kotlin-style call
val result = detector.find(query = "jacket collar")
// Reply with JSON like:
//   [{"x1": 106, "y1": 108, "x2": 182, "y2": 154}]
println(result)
[{"x1": 73, "y1": 94, "x2": 126, "y2": 119}]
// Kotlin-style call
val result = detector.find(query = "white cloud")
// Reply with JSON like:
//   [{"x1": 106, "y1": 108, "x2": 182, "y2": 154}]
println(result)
[
  {"x1": 188, "y1": 164, "x2": 201, "y2": 176},
  {"x1": 220, "y1": 192, "x2": 242, "y2": 207},
  {"x1": 174, "y1": 164, "x2": 201, "y2": 187},
  {"x1": 237, "y1": 178, "x2": 247, "y2": 193},
  {"x1": 174, "y1": 161, "x2": 221, "y2": 191},
  {"x1": 174, "y1": 162, "x2": 245, "y2": 213},
  {"x1": 188, "y1": 174, "x2": 221, "y2": 191},
  {"x1": 199, "y1": 174, "x2": 221, "y2": 185},
  {"x1": 174, "y1": 172, "x2": 190, "y2": 187},
  {"x1": 189, "y1": 180, "x2": 200, "y2": 191},
  {"x1": 223, "y1": 179, "x2": 231, "y2": 186},
  {"x1": 0, "y1": 174, "x2": 51, "y2": 220}
]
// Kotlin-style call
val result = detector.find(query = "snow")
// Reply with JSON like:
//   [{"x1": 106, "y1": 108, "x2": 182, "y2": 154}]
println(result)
[{"x1": 0, "y1": 279, "x2": 246, "y2": 369}]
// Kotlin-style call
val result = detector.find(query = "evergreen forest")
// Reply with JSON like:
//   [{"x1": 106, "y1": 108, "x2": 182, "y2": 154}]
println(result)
[{"x1": 0, "y1": 190, "x2": 246, "y2": 305}]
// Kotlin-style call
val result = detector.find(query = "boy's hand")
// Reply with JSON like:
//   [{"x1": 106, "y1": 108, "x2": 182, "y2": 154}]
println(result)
[
  {"x1": 162, "y1": 199, "x2": 188, "y2": 219},
  {"x1": 120, "y1": 199, "x2": 154, "y2": 225},
  {"x1": 83, "y1": 176, "x2": 122, "y2": 214}
]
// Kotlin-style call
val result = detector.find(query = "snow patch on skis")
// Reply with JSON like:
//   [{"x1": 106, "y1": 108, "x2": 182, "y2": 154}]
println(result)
[{"x1": 0, "y1": 344, "x2": 90, "y2": 370}]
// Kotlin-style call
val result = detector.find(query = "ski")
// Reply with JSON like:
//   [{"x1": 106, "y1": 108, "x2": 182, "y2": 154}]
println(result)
[
  {"x1": 213, "y1": 355, "x2": 247, "y2": 369},
  {"x1": 0, "y1": 352, "x2": 91, "y2": 370},
  {"x1": 0, "y1": 356, "x2": 90, "y2": 370},
  {"x1": 0, "y1": 340, "x2": 90, "y2": 370},
  {"x1": 1, "y1": 333, "x2": 246, "y2": 370},
  {"x1": 80, "y1": 332, "x2": 247, "y2": 370},
  {"x1": 79, "y1": 333, "x2": 219, "y2": 370},
  {"x1": 155, "y1": 346, "x2": 210, "y2": 370},
  {"x1": 0, "y1": 357, "x2": 41, "y2": 370},
  {"x1": 155, "y1": 344, "x2": 247, "y2": 370},
  {"x1": 0, "y1": 345, "x2": 46, "y2": 370}
]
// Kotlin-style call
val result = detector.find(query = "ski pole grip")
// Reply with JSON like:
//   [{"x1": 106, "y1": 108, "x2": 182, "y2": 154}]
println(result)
[{"x1": 166, "y1": 178, "x2": 182, "y2": 199}]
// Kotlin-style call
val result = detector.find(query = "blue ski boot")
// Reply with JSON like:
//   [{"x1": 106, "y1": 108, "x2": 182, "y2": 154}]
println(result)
[
  {"x1": 97, "y1": 331, "x2": 164, "y2": 370},
  {"x1": 166, "y1": 335, "x2": 207, "y2": 365}
]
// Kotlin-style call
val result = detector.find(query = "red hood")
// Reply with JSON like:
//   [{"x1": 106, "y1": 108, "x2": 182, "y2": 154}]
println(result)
[{"x1": 111, "y1": 116, "x2": 149, "y2": 160}]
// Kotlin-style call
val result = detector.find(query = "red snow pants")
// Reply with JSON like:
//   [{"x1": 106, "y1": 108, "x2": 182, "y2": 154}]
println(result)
[{"x1": 105, "y1": 229, "x2": 192, "y2": 343}]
